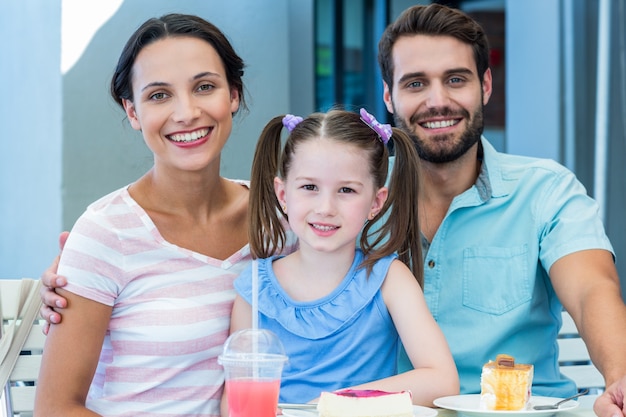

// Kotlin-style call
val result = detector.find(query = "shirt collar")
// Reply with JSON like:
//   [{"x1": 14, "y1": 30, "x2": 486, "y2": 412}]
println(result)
[
  {"x1": 475, "y1": 139, "x2": 490, "y2": 201},
  {"x1": 476, "y1": 137, "x2": 510, "y2": 200}
]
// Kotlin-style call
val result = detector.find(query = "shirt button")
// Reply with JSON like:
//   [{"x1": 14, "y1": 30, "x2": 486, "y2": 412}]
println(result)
[{"x1": 428, "y1": 260, "x2": 435, "y2": 268}]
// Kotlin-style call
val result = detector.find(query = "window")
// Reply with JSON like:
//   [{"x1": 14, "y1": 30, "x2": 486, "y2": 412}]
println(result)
[{"x1": 315, "y1": 0, "x2": 388, "y2": 119}]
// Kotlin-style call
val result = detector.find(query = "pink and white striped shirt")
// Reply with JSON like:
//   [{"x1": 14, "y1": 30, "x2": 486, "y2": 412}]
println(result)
[{"x1": 58, "y1": 182, "x2": 295, "y2": 417}]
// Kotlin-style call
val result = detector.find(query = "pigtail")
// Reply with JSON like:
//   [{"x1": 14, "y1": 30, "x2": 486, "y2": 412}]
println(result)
[
  {"x1": 386, "y1": 127, "x2": 423, "y2": 286},
  {"x1": 248, "y1": 116, "x2": 288, "y2": 259},
  {"x1": 361, "y1": 127, "x2": 423, "y2": 287}
]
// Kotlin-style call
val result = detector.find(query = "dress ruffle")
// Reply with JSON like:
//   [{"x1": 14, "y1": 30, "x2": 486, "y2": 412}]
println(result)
[{"x1": 234, "y1": 250, "x2": 396, "y2": 339}]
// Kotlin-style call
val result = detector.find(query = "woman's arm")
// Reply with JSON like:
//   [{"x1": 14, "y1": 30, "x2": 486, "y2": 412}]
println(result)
[
  {"x1": 229, "y1": 294, "x2": 253, "y2": 334},
  {"x1": 34, "y1": 288, "x2": 112, "y2": 417},
  {"x1": 220, "y1": 295, "x2": 253, "y2": 417},
  {"x1": 354, "y1": 260, "x2": 459, "y2": 406}
]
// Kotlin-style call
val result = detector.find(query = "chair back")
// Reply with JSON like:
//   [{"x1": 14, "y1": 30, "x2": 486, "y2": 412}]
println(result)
[
  {"x1": 558, "y1": 310, "x2": 605, "y2": 393},
  {"x1": 1, "y1": 278, "x2": 45, "y2": 417}
]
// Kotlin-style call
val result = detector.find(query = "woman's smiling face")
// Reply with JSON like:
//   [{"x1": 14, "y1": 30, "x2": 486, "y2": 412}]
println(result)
[{"x1": 122, "y1": 36, "x2": 240, "y2": 173}]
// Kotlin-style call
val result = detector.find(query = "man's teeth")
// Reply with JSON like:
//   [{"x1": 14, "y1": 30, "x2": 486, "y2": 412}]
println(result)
[
  {"x1": 422, "y1": 119, "x2": 458, "y2": 129},
  {"x1": 169, "y1": 129, "x2": 209, "y2": 142},
  {"x1": 312, "y1": 224, "x2": 337, "y2": 232}
]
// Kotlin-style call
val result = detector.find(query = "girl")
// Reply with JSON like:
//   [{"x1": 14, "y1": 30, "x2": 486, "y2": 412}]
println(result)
[
  {"x1": 34, "y1": 14, "x2": 295, "y2": 417},
  {"x1": 227, "y1": 109, "x2": 459, "y2": 407}
]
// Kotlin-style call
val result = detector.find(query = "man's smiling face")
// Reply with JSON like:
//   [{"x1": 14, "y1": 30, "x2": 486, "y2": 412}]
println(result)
[{"x1": 383, "y1": 34, "x2": 492, "y2": 163}]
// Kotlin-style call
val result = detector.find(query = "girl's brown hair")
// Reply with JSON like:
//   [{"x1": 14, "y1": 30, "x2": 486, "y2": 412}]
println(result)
[{"x1": 248, "y1": 109, "x2": 424, "y2": 287}]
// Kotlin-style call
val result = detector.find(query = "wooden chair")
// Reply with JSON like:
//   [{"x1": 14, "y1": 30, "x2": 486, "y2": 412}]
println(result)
[
  {"x1": 1, "y1": 279, "x2": 44, "y2": 417},
  {"x1": 558, "y1": 310, "x2": 605, "y2": 394}
]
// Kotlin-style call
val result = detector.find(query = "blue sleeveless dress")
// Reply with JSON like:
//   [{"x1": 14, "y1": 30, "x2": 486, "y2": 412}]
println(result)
[{"x1": 234, "y1": 250, "x2": 400, "y2": 403}]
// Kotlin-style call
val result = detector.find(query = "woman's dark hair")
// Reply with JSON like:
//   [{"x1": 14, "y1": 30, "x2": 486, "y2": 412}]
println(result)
[{"x1": 110, "y1": 13, "x2": 246, "y2": 113}]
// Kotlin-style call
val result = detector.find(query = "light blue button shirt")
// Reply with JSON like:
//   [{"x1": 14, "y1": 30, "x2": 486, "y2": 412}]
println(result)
[{"x1": 398, "y1": 138, "x2": 613, "y2": 397}]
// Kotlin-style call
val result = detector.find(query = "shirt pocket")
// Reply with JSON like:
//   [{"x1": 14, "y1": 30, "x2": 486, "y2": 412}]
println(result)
[{"x1": 462, "y1": 245, "x2": 531, "y2": 315}]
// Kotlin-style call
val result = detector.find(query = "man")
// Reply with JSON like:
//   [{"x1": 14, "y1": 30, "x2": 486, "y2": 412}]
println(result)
[{"x1": 377, "y1": 4, "x2": 626, "y2": 417}]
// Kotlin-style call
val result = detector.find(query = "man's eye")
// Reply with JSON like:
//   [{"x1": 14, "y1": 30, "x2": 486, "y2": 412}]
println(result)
[{"x1": 408, "y1": 81, "x2": 424, "y2": 88}]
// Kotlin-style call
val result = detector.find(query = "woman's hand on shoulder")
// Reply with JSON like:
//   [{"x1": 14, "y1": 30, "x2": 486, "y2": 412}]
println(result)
[{"x1": 39, "y1": 231, "x2": 70, "y2": 334}]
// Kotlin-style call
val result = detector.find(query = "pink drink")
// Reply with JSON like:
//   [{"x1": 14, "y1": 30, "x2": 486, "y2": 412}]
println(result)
[{"x1": 227, "y1": 378, "x2": 281, "y2": 417}]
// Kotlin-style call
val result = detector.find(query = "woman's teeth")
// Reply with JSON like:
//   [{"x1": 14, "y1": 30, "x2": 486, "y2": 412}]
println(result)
[{"x1": 168, "y1": 128, "x2": 209, "y2": 142}]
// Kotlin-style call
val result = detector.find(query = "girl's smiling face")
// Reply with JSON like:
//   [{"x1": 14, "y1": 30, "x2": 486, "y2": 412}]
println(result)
[
  {"x1": 122, "y1": 36, "x2": 240, "y2": 174},
  {"x1": 275, "y1": 137, "x2": 387, "y2": 255}
]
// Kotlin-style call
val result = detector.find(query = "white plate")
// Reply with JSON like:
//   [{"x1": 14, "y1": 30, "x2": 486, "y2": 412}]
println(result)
[
  {"x1": 433, "y1": 394, "x2": 579, "y2": 417},
  {"x1": 280, "y1": 405, "x2": 437, "y2": 417}
]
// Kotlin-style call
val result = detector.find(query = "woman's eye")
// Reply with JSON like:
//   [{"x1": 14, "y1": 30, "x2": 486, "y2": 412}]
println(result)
[
  {"x1": 149, "y1": 92, "x2": 168, "y2": 101},
  {"x1": 302, "y1": 184, "x2": 317, "y2": 191},
  {"x1": 339, "y1": 187, "x2": 355, "y2": 193},
  {"x1": 198, "y1": 83, "x2": 215, "y2": 92}
]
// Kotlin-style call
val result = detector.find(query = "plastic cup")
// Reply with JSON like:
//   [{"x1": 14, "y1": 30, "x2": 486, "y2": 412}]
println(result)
[{"x1": 218, "y1": 329, "x2": 288, "y2": 417}]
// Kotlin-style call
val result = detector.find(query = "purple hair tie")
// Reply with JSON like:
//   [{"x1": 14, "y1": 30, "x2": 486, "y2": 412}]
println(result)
[
  {"x1": 359, "y1": 108, "x2": 392, "y2": 144},
  {"x1": 282, "y1": 114, "x2": 303, "y2": 132}
]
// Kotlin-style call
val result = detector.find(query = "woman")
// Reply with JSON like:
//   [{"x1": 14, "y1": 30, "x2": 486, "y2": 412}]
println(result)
[{"x1": 34, "y1": 13, "x2": 295, "y2": 417}]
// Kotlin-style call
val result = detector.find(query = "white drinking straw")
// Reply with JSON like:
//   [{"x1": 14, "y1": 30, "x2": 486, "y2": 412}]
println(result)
[
  {"x1": 251, "y1": 259, "x2": 260, "y2": 378},
  {"x1": 251, "y1": 258, "x2": 259, "y2": 331}
]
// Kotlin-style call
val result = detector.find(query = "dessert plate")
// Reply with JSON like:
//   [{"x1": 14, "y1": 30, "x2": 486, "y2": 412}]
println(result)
[
  {"x1": 280, "y1": 404, "x2": 438, "y2": 417},
  {"x1": 434, "y1": 394, "x2": 580, "y2": 417}
]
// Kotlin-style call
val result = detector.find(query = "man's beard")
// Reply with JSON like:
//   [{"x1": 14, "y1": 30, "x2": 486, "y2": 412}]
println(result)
[{"x1": 392, "y1": 104, "x2": 484, "y2": 163}]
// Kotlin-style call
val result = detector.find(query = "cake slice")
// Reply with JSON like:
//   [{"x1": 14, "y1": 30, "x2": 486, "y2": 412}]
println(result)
[
  {"x1": 317, "y1": 389, "x2": 413, "y2": 417},
  {"x1": 480, "y1": 354, "x2": 533, "y2": 410}
]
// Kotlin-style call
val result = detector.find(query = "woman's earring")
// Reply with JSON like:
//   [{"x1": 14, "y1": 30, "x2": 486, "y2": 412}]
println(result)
[{"x1": 281, "y1": 205, "x2": 287, "y2": 213}]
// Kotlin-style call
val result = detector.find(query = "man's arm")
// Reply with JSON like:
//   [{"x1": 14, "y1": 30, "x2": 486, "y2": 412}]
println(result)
[
  {"x1": 39, "y1": 231, "x2": 70, "y2": 333},
  {"x1": 550, "y1": 249, "x2": 626, "y2": 417}
]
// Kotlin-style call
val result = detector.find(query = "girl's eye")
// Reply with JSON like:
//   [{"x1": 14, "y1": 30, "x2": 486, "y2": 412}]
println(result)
[
  {"x1": 339, "y1": 187, "x2": 355, "y2": 193},
  {"x1": 302, "y1": 184, "x2": 317, "y2": 191}
]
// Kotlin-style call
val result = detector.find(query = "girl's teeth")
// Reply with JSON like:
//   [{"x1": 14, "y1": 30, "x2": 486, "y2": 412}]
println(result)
[{"x1": 312, "y1": 224, "x2": 336, "y2": 232}]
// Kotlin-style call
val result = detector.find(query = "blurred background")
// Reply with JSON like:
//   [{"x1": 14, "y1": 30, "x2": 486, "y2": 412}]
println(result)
[{"x1": 0, "y1": 0, "x2": 624, "y2": 298}]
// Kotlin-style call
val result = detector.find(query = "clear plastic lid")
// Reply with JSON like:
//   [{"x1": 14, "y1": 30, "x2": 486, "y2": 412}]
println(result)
[{"x1": 218, "y1": 328, "x2": 287, "y2": 366}]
